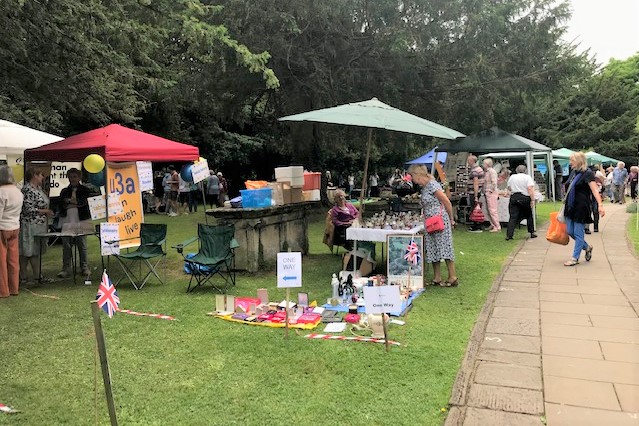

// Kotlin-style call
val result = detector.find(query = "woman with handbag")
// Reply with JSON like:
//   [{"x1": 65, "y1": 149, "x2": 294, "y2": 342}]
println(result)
[
  {"x1": 408, "y1": 164, "x2": 458, "y2": 287},
  {"x1": 562, "y1": 152, "x2": 605, "y2": 266}
]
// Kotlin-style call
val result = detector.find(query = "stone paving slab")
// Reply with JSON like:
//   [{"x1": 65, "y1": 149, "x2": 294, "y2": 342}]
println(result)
[
  {"x1": 600, "y1": 342, "x2": 639, "y2": 363},
  {"x1": 540, "y1": 301, "x2": 637, "y2": 317},
  {"x1": 463, "y1": 407, "x2": 544, "y2": 426},
  {"x1": 543, "y1": 323, "x2": 639, "y2": 343},
  {"x1": 491, "y1": 307, "x2": 539, "y2": 320},
  {"x1": 481, "y1": 333, "x2": 541, "y2": 354},
  {"x1": 545, "y1": 403, "x2": 639, "y2": 426},
  {"x1": 541, "y1": 336, "x2": 603, "y2": 359},
  {"x1": 467, "y1": 384, "x2": 543, "y2": 414},
  {"x1": 476, "y1": 348, "x2": 541, "y2": 368},
  {"x1": 499, "y1": 280, "x2": 539, "y2": 288},
  {"x1": 486, "y1": 317, "x2": 539, "y2": 336},
  {"x1": 474, "y1": 362, "x2": 542, "y2": 390},
  {"x1": 614, "y1": 383, "x2": 639, "y2": 412},
  {"x1": 539, "y1": 284, "x2": 623, "y2": 295},
  {"x1": 581, "y1": 294, "x2": 632, "y2": 306},
  {"x1": 543, "y1": 354, "x2": 639, "y2": 385},
  {"x1": 540, "y1": 291, "x2": 583, "y2": 303},
  {"x1": 590, "y1": 315, "x2": 639, "y2": 330},
  {"x1": 544, "y1": 375, "x2": 620, "y2": 410},
  {"x1": 540, "y1": 311, "x2": 592, "y2": 326}
]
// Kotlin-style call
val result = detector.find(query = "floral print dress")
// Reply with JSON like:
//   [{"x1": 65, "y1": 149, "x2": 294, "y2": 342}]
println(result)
[
  {"x1": 19, "y1": 183, "x2": 50, "y2": 257},
  {"x1": 421, "y1": 180, "x2": 455, "y2": 263}
]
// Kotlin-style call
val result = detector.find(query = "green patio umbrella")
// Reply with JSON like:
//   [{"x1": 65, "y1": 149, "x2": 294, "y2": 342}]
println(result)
[
  {"x1": 585, "y1": 151, "x2": 619, "y2": 166},
  {"x1": 278, "y1": 98, "x2": 465, "y2": 209}
]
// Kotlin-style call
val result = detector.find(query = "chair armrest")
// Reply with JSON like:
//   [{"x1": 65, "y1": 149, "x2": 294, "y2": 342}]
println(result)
[{"x1": 172, "y1": 236, "x2": 199, "y2": 254}]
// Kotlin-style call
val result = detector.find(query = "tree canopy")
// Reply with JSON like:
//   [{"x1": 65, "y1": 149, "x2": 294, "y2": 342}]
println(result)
[{"x1": 1, "y1": 0, "x2": 637, "y2": 190}]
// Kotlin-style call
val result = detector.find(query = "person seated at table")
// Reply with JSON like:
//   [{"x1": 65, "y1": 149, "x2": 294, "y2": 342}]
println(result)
[
  {"x1": 19, "y1": 168, "x2": 54, "y2": 284},
  {"x1": 331, "y1": 189, "x2": 358, "y2": 251},
  {"x1": 57, "y1": 168, "x2": 98, "y2": 278}
]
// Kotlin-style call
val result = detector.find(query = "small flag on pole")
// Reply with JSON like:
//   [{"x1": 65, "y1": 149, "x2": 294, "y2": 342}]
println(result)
[
  {"x1": 96, "y1": 270, "x2": 120, "y2": 318},
  {"x1": 404, "y1": 239, "x2": 420, "y2": 265}
]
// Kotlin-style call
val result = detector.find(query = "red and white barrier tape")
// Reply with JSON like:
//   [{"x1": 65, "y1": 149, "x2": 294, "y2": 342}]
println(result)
[
  {"x1": 0, "y1": 403, "x2": 19, "y2": 414},
  {"x1": 116, "y1": 308, "x2": 176, "y2": 321},
  {"x1": 304, "y1": 333, "x2": 401, "y2": 346}
]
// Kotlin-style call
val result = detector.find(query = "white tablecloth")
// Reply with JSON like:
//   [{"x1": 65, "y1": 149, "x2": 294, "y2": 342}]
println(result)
[{"x1": 346, "y1": 225, "x2": 424, "y2": 242}]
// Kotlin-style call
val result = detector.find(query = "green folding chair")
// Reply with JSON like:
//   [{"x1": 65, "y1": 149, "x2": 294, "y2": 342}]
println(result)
[
  {"x1": 174, "y1": 224, "x2": 239, "y2": 293},
  {"x1": 114, "y1": 223, "x2": 167, "y2": 290}
]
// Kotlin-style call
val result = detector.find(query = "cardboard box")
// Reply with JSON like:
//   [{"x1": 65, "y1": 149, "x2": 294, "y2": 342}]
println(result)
[
  {"x1": 267, "y1": 182, "x2": 285, "y2": 205},
  {"x1": 290, "y1": 187, "x2": 303, "y2": 203}
]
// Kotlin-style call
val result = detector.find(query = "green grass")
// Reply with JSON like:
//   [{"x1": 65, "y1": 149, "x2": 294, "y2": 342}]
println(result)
[
  {"x1": 626, "y1": 203, "x2": 639, "y2": 254},
  {"x1": 0, "y1": 206, "x2": 549, "y2": 425}
]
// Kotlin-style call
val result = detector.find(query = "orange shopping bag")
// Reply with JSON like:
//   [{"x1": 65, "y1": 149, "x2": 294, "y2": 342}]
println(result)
[{"x1": 546, "y1": 212, "x2": 569, "y2": 245}]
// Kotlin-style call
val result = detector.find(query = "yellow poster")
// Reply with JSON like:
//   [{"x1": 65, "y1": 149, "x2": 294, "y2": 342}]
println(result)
[{"x1": 107, "y1": 162, "x2": 143, "y2": 248}]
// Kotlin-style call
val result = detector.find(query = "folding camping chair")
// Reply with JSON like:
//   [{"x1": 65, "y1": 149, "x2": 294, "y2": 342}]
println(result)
[
  {"x1": 113, "y1": 223, "x2": 167, "y2": 290},
  {"x1": 173, "y1": 224, "x2": 238, "y2": 293}
]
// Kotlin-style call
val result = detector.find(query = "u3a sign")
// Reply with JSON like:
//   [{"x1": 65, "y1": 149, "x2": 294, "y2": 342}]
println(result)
[{"x1": 277, "y1": 252, "x2": 302, "y2": 288}]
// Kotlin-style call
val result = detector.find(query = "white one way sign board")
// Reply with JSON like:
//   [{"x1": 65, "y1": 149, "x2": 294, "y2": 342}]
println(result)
[{"x1": 277, "y1": 252, "x2": 302, "y2": 288}]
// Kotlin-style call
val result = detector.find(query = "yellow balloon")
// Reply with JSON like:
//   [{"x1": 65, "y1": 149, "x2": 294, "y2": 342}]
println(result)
[
  {"x1": 83, "y1": 154, "x2": 105, "y2": 173},
  {"x1": 11, "y1": 165, "x2": 24, "y2": 183}
]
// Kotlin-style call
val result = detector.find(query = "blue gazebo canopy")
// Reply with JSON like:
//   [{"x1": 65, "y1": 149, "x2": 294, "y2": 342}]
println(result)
[{"x1": 406, "y1": 147, "x2": 447, "y2": 165}]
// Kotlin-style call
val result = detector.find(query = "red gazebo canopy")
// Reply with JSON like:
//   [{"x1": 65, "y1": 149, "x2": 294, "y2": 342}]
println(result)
[{"x1": 24, "y1": 124, "x2": 199, "y2": 162}]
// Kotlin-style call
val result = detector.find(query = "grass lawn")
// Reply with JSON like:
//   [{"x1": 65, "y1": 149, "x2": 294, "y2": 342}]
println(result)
[{"x1": 1, "y1": 202, "x2": 555, "y2": 425}]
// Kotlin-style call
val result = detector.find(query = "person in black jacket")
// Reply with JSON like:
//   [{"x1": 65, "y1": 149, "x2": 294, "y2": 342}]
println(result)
[{"x1": 57, "y1": 168, "x2": 97, "y2": 278}]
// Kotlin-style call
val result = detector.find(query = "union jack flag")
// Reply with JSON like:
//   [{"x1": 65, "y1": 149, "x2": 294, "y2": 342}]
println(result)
[
  {"x1": 96, "y1": 270, "x2": 120, "y2": 318},
  {"x1": 404, "y1": 239, "x2": 421, "y2": 265}
]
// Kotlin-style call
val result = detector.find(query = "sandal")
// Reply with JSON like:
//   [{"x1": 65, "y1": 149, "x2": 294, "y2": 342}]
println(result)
[
  {"x1": 430, "y1": 280, "x2": 442, "y2": 286},
  {"x1": 563, "y1": 258, "x2": 579, "y2": 266},
  {"x1": 585, "y1": 245, "x2": 593, "y2": 262},
  {"x1": 440, "y1": 278, "x2": 459, "y2": 287}
]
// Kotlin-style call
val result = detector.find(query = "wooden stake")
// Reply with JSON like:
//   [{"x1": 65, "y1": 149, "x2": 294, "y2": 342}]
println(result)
[
  {"x1": 91, "y1": 301, "x2": 118, "y2": 426},
  {"x1": 285, "y1": 287, "x2": 290, "y2": 340},
  {"x1": 382, "y1": 311, "x2": 390, "y2": 352}
]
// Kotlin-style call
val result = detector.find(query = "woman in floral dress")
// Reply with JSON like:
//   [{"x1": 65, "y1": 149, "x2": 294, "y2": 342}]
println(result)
[
  {"x1": 19, "y1": 168, "x2": 54, "y2": 283},
  {"x1": 408, "y1": 164, "x2": 458, "y2": 287}
]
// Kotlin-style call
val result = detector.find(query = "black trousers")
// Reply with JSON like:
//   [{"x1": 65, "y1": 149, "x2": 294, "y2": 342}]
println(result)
[{"x1": 506, "y1": 193, "x2": 534, "y2": 238}]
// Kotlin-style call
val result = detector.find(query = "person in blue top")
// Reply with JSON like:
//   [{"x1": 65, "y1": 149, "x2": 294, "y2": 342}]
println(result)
[
  {"x1": 611, "y1": 161, "x2": 628, "y2": 205},
  {"x1": 562, "y1": 152, "x2": 605, "y2": 266}
]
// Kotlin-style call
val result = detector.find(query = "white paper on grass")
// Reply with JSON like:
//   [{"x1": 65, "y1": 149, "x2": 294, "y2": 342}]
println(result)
[
  {"x1": 136, "y1": 161, "x2": 154, "y2": 192},
  {"x1": 100, "y1": 223, "x2": 120, "y2": 255},
  {"x1": 88, "y1": 195, "x2": 107, "y2": 220},
  {"x1": 191, "y1": 159, "x2": 209, "y2": 184},
  {"x1": 323, "y1": 322, "x2": 347, "y2": 333}
]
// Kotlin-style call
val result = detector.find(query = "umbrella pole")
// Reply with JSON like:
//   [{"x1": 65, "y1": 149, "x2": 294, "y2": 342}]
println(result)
[{"x1": 359, "y1": 128, "x2": 373, "y2": 215}]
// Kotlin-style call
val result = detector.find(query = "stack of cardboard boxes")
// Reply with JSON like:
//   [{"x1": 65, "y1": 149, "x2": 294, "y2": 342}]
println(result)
[{"x1": 272, "y1": 166, "x2": 304, "y2": 204}]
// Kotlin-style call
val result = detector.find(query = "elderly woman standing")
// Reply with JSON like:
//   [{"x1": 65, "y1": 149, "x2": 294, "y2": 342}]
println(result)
[
  {"x1": 19, "y1": 168, "x2": 54, "y2": 284},
  {"x1": 0, "y1": 166, "x2": 24, "y2": 297},
  {"x1": 563, "y1": 152, "x2": 605, "y2": 266},
  {"x1": 482, "y1": 158, "x2": 501, "y2": 232},
  {"x1": 330, "y1": 189, "x2": 359, "y2": 250},
  {"x1": 408, "y1": 164, "x2": 458, "y2": 287}
]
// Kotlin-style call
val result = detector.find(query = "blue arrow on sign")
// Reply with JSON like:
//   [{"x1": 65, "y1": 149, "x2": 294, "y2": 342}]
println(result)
[{"x1": 283, "y1": 276, "x2": 297, "y2": 281}]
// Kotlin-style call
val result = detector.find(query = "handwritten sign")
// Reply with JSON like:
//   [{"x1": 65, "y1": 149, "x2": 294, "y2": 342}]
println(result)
[
  {"x1": 100, "y1": 222, "x2": 120, "y2": 255},
  {"x1": 88, "y1": 195, "x2": 106, "y2": 220},
  {"x1": 191, "y1": 159, "x2": 209, "y2": 184},
  {"x1": 107, "y1": 162, "x2": 142, "y2": 248},
  {"x1": 136, "y1": 161, "x2": 154, "y2": 192},
  {"x1": 107, "y1": 192, "x2": 124, "y2": 216},
  {"x1": 363, "y1": 285, "x2": 401, "y2": 314},
  {"x1": 277, "y1": 252, "x2": 302, "y2": 288}
]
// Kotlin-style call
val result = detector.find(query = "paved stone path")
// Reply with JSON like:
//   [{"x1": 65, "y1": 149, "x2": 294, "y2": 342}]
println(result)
[{"x1": 446, "y1": 202, "x2": 639, "y2": 426}]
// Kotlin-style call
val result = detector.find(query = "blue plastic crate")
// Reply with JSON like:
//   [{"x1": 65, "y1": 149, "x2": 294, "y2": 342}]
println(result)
[{"x1": 240, "y1": 188, "x2": 272, "y2": 208}]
